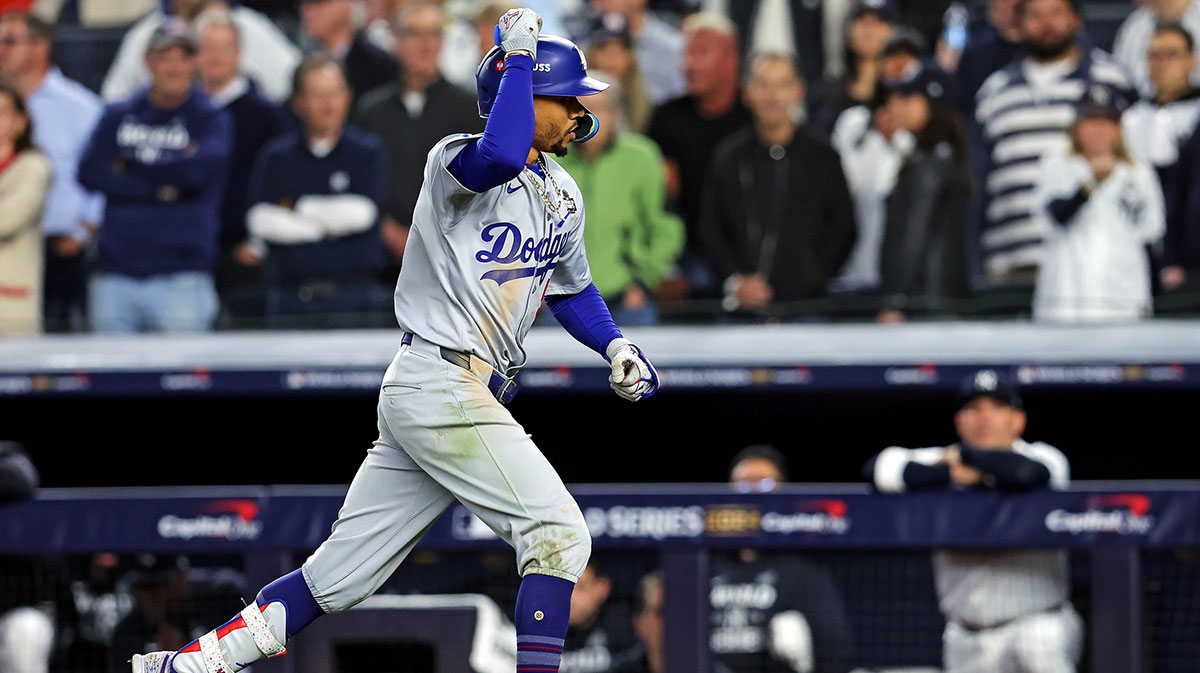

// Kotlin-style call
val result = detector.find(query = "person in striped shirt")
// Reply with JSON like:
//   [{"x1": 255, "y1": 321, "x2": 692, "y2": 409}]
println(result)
[{"x1": 973, "y1": 0, "x2": 1134, "y2": 287}]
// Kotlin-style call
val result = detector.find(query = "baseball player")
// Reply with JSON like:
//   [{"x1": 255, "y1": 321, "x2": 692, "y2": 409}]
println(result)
[
  {"x1": 130, "y1": 9, "x2": 658, "y2": 673},
  {"x1": 864, "y1": 370, "x2": 1081, "y2": 673}
]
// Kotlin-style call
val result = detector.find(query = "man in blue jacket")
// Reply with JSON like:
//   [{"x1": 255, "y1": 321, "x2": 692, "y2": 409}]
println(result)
[{"x1": 79, "y1": 23, "x2": 232, "y2": 333}]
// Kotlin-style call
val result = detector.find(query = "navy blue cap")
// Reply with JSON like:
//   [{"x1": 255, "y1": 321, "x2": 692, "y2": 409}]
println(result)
[
  {"x1": 883, "y1": 26, "x2": 928, "y2": 58},
  {"x1": 588, "y1": 11, "x2": 632, "y2": 49},
  {"x1": 960, "y1": 370, "x2": 1023, "y2": 410},
  {"x1": 851, "y1": 0, "x2": 898, "y2": 22},
  {"x1": 1074, "y1": 83, "x2": 1131, "y2": 121},
  {"x1": 883, "y1": 59, "x2": 954, "y2": 102}
]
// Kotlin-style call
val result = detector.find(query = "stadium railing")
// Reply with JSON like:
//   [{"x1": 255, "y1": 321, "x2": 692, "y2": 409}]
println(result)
[{"x1": 3, "y1": 483, "x2": 1197, "y2": 673}]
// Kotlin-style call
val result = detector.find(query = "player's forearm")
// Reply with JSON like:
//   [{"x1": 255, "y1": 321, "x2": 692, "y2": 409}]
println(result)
[
  {"x1": 865, "y1": 448, "x2": 951, "y2": 492},
  {"x1": 449, "y1": 54, "x2": 534, "y2": 192},
  {"x1": 958, "y1": 445, "x2": 1051, "y2": 491},
  {"x1": 545, "y1": 283, "x2": 624, "y2": 359}
]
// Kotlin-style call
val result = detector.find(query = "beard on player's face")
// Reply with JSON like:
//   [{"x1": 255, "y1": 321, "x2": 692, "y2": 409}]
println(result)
[{"x1": 533, "y1": 120, "x2": 573, "y2": 157}]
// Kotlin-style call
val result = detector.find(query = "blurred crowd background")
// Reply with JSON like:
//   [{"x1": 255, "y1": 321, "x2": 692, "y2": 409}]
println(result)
[{"x1": 2, "y1": 0, "x2": 1199, "y2": 334}]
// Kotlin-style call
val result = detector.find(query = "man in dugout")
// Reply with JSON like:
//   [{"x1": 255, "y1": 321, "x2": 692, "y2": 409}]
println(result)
[{"x1": 864, "y1": 370, "x2": 1082, "y2": 673}]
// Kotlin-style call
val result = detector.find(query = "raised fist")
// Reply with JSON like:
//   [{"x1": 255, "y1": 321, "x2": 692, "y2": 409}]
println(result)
[{"x1": 495, "y1": 8, "x2": 542, "y2": 59}]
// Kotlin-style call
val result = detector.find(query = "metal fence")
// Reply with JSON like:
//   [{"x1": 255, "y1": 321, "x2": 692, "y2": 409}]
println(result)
[{"x1": 2, "y1": 484, "x2": 1198, "y2": 673}]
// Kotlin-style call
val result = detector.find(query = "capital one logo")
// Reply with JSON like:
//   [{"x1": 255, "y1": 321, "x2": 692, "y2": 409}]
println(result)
[
  {"x1": 761, "y1": 499, "x2": 851, "y2": 535},
  {"x1": 158, "y1": 499, "x2": 264, "y2": 541},
  {"x1": 1044, "y1": 494, "x2": 1155, "y2": 535}
]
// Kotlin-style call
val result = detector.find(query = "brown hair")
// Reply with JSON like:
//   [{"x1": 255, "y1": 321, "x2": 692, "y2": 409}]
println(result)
[
  {"x1": 0, "y1": 80, "x2": 34, "y2": 154},
  {"x1": 290, "y1": 52, "x2": 350, "y2": 97}
]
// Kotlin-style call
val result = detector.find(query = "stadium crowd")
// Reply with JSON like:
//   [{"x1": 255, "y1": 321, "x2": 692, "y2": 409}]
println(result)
[{"x1": 1, "y1": 0, "x2": 1199, "y2": 335}]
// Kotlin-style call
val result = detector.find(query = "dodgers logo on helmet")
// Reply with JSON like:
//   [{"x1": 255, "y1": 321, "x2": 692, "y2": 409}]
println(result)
[{"x1": 475, "y1": 35, "x2": 609, "y2": 118}]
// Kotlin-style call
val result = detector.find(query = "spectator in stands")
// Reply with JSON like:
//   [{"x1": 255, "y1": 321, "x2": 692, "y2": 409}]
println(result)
[
  {"x1": 0, "y1": 443, "x2": 66, "y2": 673},
  {"x1": 830, "y1": 87, "x2": 913, "y2": 295},
  {"x1": 63, "y1": 553, "x2": 133, "y2": 673},
  {"x1": 877, "y1": 62, "x2": 970, "y2": 321},
  {"x1": 195, "y1": 10, "x2": 285, "y2": 323},
  {"x1": 560, "y1": 560, "x2": 636, "y2": 673},
  {"x1": 102, "y1": 0, "x2": 300, "y2": 103},
  {"x1": 1121, "y1": 22, "x2": 1200, "y2": 299},
  {"x1": 1032, "y1": 86, "x2": 1164, "y2": 323},
  {"x1": 811, "y1": 0, "x2": 896, "y2": 140},
  {"x1": 301, "y1": 0, "x2": 395, "y2": 104},
  {"x1": 557, "y1": 74, "x2": 683, "y2": 326},
  {"x1": 437, "y1": 0, "x2": 508, "y2": 92},
  {"x1": 592, "y1": 0, "x2": 685, "y2": 104},
  {"x1": 712, "y1": 445, "x2": 853, "y2": 673},
  {"x1": 879, "y1": 26, "x2": 926, "y2": 81},
  {"x1": 108, "y1": 554, "x2": 242, "y2": 673},
  {"x1": 954, "y1": 0, "x2": 1023, "y2": 113},
  {"x1": 355, "y1": 1, "x2": 480, "y2": 274},
  {"x1": 1114, "y1": 0, "x2": 1200, "y2": 97},
  {"x1": 974, "y1": 0, "x2": 1134, "y2": 288},
  {"x1": 865, "y1": 369, "x2": 1082, "y2": 673},
  {"x1": 362, "y1": 0, "x2": 398, "y2": 52},
  {"x1": 0, "y1": 82, "x2": 52, "y2": 337},
  {"x1": 719, "y1": 0, "x2": 826, "y2": 89},
  {"x1": 79, "y1": 25, "x2": 232, "y2": 334},
  {"x1": 0, "y1": 12, "x2": 102, "y2": 333},
  {"x1": 247, "y1": 54, "x2": 388, "y2": 326},
  {"x1": 609, "y1": 572, "x2": 704, "y2": 673},
  {"x1": 647, "y1": 12, "x2": 751, "y2": 299},
  {"x1": 699, "y1": 53, "x2": 856, "y2": 317},
  {"x1": 585, "y1": 12, "x2": 653, "y2": 134}
]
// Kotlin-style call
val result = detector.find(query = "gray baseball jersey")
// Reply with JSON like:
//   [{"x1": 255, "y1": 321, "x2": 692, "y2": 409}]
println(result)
[{"x1": 394, "y1": 133, "x2": 592, "y2": 374}]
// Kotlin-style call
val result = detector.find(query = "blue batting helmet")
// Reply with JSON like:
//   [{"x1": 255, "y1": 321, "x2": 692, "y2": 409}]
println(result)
[{"x1": 476, "y1": 35, "x2": 610, "y2": 142}]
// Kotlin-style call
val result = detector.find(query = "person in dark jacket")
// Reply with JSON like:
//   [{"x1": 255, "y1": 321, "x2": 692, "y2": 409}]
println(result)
[
  {"x1": 354, "y1": 1, "x2": 481, "y2": 276},
  {"x1": 646, "y1": 13, "x2": 751, "y2": 299},
  {"x1": 78, "y1": 24, "x2": 232, "y2": 333},
  {"x1": 699, "y1": 52, "x2": 856, "y2": 318},
  {"x1": 195, "y1": 10, "x2": 285, "y2": 323},
  {"x1": 246, "y1": 53, "x2": 388, "y2": 327},
  {"x1": 810, "y1": 0, "x2": 896, "y2": 140},
  {"x1": 711, "y1": 446, "x2": 853, "y2": 673},
  {"x1": 300, "y1": 0, "x2": 395, "y2": 104},
  {"x1": 954, "y1": 0, "x2": 1023, "y2": 114},
  {"x1": 877, "y1": 62, "x2": 970, "y2": 321}
]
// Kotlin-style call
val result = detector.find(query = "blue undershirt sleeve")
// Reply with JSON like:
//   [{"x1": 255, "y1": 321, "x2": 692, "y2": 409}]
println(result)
[
  {"x1": 545, "y1": 284, "x2": 625, "y2": 360},
  {"x1": 1047, "y1": 187, "x2": 1090, "y2": 225},
  {"x1": 959, "y1": 445, "x2": 1052, "y2": 491},
  {"x1": 449, "y1": 54, "x2": 535, "y2": 193}
]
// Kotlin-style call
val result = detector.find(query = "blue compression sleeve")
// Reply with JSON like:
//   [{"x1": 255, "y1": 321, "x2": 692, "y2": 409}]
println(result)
[
  {"x1": 546, "y1": 284, "x2": 625, "y2": 359},
  {"x1": 959, "y1": 445, "x2": 1051, "y2": 491},
  {"x1": 449, "y1": 54, "x2": 535, "y2": 192},
  {"x1": 1047, "y1": 188, "x2": 1090, "y2": 225}
]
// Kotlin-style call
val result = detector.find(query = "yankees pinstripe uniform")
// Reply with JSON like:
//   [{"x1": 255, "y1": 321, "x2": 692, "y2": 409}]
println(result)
[
  {"x1": 873, "y1": 440, "x2": 1082, "y2": 673},
  {"x1": 868, "y1": 370, "x2": 1083, "y2": 673}
]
